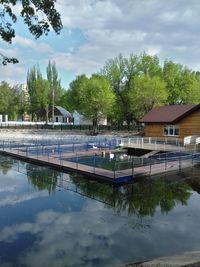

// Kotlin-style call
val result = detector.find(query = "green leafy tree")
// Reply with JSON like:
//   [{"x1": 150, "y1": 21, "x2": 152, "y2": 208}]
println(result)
[
  {"x1": 101, "y1": 54, "x2": 127, "y2": 125},
  {"x1": 27, "y1": 65, "x2": 42, "y2": 120},
  {"x1": 101, "y1": 53, "x2": 163, "y2": 126},
  {"x1": 65, "y1": 74, "x2": 89, "y2": 112},
  {"x1": 46, "y1": 60, "x2": 64, "y2": 107},
  {"x1": 0, "y1": 0, "x2": 62, "y2": 64},
  {"x1": 163, "y1": 60, "x2": 200, "y2": 104},
  {"x1": 129, "y1": 76, "x2": 167, "y2": 120},
  {"x1": 138, "y1": 53, "x2": 162, "y2": 77},
  {"x1": 32, "y1": 78, "x2": 50, "y2": 122},
  {"x1": 0, "y1": 81, "x2": 20, "y2": 119},
  {"x1": 0, "y1": 81, "x2": 12, "y2": 114},
  {"x1": 27, "y1": 65, "x2": 51, "y2": 121},
  {"x1": 67, "y1": 74, "x2": 115, "y2": 127},
  {"x1": 16, "y1": 89, "x2": 28, "y2": 121}
]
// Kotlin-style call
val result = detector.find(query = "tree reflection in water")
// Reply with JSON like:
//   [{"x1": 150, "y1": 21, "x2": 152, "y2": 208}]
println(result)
[
  {"x1": 0, "y1": 155, "x2": 199, "y2": 219},
  {"x1": 0, "y1": 156, "x2": 19, "y2": 174},
  {"x1": 69, "y1": 174, "x2": 192, "y2": 217},
  {"x1": 26, "y1": 163, "x2": 60, "y2": 195}
]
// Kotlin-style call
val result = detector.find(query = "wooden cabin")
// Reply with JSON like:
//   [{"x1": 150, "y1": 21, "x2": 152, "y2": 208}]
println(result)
[{"x1": 140, "y1": 104, "x2": 200, "y2": 139}]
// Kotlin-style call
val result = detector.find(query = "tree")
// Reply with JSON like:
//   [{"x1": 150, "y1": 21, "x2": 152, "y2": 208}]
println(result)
[
  {"x1": 46, "y1": 60, "x2": 64, "y2": 107},
  {"x1": 138, "y1": 53, "x2": 162, "y2": 77},
  {"x1": 0, "y1": 0, "x2": 62, "y2": 64},
  {"x1": 163, "y1": 60, "x2": 200, "y2": 104},
  {"x1": 27, "y1": 65, "x2": 42, "y2": 120},
  {"x1": 101, "y1": 53, "x2": 163, "y2": 126},
  {"x1": 0, "y1": 81, "x2": 20, "y2": 119},
  {"x1": 32, "y1": 78, "x2": 50, "y2": 122},
  {"x1": 67, "y1": 74, "x2": 115, "y2": 127},
  {"x1": 101, "y1": 54, "x2": 131, "y2": 125},
  {"x1": 65, "y1": 74, "x2": 89, "y2": 112},
  {"x1": 129, "y1": 76, "x2": 167, "y2": 120},
  {"x1": 0, "y1": 81, "x2": 12, "y2": 114}
]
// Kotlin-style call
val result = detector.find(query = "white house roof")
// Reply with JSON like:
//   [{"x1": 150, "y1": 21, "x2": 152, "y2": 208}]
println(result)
[{"x1": 55, "y1": 106, "x2": 72, "y2": 118}]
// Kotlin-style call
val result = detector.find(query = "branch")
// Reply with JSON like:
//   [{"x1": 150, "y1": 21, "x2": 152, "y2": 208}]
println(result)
[{"x1": 0, "y1": 52, "x2": 19, "y2": 65}]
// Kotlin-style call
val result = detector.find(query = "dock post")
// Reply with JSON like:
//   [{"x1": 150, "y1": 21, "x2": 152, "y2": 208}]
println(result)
[
  {"x1": 149, "y1": 156, "x2": 152, "y2": 174},
  {"x1": 165, "y1": 153, "x2": 167, "y2": 170},
  {"x1": 76, "y1": 153, "x2": 78, "y2": 169},
  {"x1": 179, "y1": 154, "x2": 181, "y2": 171},
  {"x1": 132, "y1": 156, "x2": 134, "y2": 178},
  {"x1": 192, "y1": 151, "x2": 194, "y2": 165},
  {"x1": 37, "y1": 145, "x2": 38, "y2": 159},
  {"x1": 114, "y1": 159, "x2": 116, "y2": 179},
  {"x1": 93, "y1": 155, "x2": 95, "y2": 174},
  {"x1": 60, "y1": 149, "x2": 61, "y2": 166}
]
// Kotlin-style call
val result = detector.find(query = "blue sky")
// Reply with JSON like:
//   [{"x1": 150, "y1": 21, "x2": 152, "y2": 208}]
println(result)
[{"x1": 1, "y1": 0, "x2": 200, "y2": 89}]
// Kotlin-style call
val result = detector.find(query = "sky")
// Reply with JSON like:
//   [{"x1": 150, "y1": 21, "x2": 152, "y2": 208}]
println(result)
[{"x1": 1, "y1": 0, "x2": 200, "y2": 90}]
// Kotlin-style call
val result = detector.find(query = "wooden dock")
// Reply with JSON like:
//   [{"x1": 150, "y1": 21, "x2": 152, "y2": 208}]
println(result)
[{"x1": 0, "y1": 146, "x2": 198, "y2": 184}]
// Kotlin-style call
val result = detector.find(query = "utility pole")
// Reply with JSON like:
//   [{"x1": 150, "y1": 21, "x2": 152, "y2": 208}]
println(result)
[{"x1": 52, "y1": 87, "x2": 54, "y2": 129}]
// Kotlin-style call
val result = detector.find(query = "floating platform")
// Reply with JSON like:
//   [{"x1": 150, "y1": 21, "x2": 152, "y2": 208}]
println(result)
[{"x1": 0, "y1": 146, "x2": 198, "y2": 184}]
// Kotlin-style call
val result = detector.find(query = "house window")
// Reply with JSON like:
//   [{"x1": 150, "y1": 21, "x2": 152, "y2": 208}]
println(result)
[{"x1": 164, "y1": 125, "x2": 179, "y2": 136}]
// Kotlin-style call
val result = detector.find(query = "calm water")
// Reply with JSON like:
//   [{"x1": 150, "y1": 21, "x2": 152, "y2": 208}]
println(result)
[
  {"x1": 1, "y1": 155, "x2": 200, "y2": 267},
  {"x1": 67, "y1": 153, "x2": 150, "y2": 171}
]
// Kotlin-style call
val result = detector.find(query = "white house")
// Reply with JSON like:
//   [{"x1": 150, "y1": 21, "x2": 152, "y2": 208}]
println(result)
[
  {"x1": 73, "y1": 111, "x2": 107, "y2": 126},
  {"x1": 49, "y1": 106, "x2": 72, "y2": 123}
]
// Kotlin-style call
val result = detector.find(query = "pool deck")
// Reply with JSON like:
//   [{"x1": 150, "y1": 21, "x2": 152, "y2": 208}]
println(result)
[{"x1": 0, "y1": 147, "x2": 198, "y2": 184}]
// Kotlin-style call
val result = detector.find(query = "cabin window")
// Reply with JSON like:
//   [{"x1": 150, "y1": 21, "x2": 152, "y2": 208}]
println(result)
[{"x1": 164, "y1": 125, "x2": 179, "y2": 136}]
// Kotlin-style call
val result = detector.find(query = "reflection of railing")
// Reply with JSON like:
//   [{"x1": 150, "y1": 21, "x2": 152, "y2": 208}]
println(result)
[{"x1": 0, "y1": 156, "x2": 116, "y2": 206}]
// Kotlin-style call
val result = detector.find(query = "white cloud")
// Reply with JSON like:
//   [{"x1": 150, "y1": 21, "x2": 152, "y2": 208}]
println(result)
[
  {"x1": 2, "y1": 0, "x2": 200, "y2": 86},
  {"x1": 0, "y1": 195, "x2": 199, "y2": 267},
  {"x1": 0, "y1": 64, "x2": 26, "y2": 85},
  {"x1": 13, "y1": 36, "x2": 53, "y2": 53},
  {"x1": 52, "y1": 0, "x2": 200, "y2": 78},
  {"x1": 0, "y1": 191, "x2": 48, "y2": 207}
]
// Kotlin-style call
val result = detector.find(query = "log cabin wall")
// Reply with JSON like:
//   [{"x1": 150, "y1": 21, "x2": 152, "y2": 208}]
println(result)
[
  {"x1": 179, "y1": 109, "x2": 200, "y2": 138},
  {"x1": 144, "y1": 123, "x2": 164, "y2": 137},
  {"x1": 144, "y1": 109, "x2": 200, "y2": 139}
]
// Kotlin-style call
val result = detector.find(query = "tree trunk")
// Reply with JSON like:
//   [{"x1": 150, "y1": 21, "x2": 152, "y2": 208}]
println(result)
[{"x1": 45, "y1": 108, "x2": 49, "y2": 124}]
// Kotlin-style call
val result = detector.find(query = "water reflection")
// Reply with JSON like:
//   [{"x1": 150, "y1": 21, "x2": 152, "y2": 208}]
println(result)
[
  {"x1": 26, "y1": 167, "x2": 193, "y2": 218},
  {"x1": 26, "y1": 164, "x2": 59, "y2": 195},
  {"x1": 1, "y1": 155, "x2": 200, "y2": 266},
  {"x1": 0, "y1": 155, "x2": 194, "y2": 217},
  {"x1": 70, "y1": 174, "x2": 192, "y2": 217},
  {"x1": 0, "y1": 156, "x2": 16, "y2": 174}
]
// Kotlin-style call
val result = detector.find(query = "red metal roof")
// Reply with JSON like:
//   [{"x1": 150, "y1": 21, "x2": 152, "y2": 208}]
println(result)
[{"x1": 140, "y1": 104, "x2": 200, "y2": 123}]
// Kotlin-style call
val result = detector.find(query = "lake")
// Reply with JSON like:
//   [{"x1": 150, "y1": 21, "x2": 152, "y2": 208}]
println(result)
[{"x1": 0, "y1": 155, "x2": 200, "y2": 267}]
